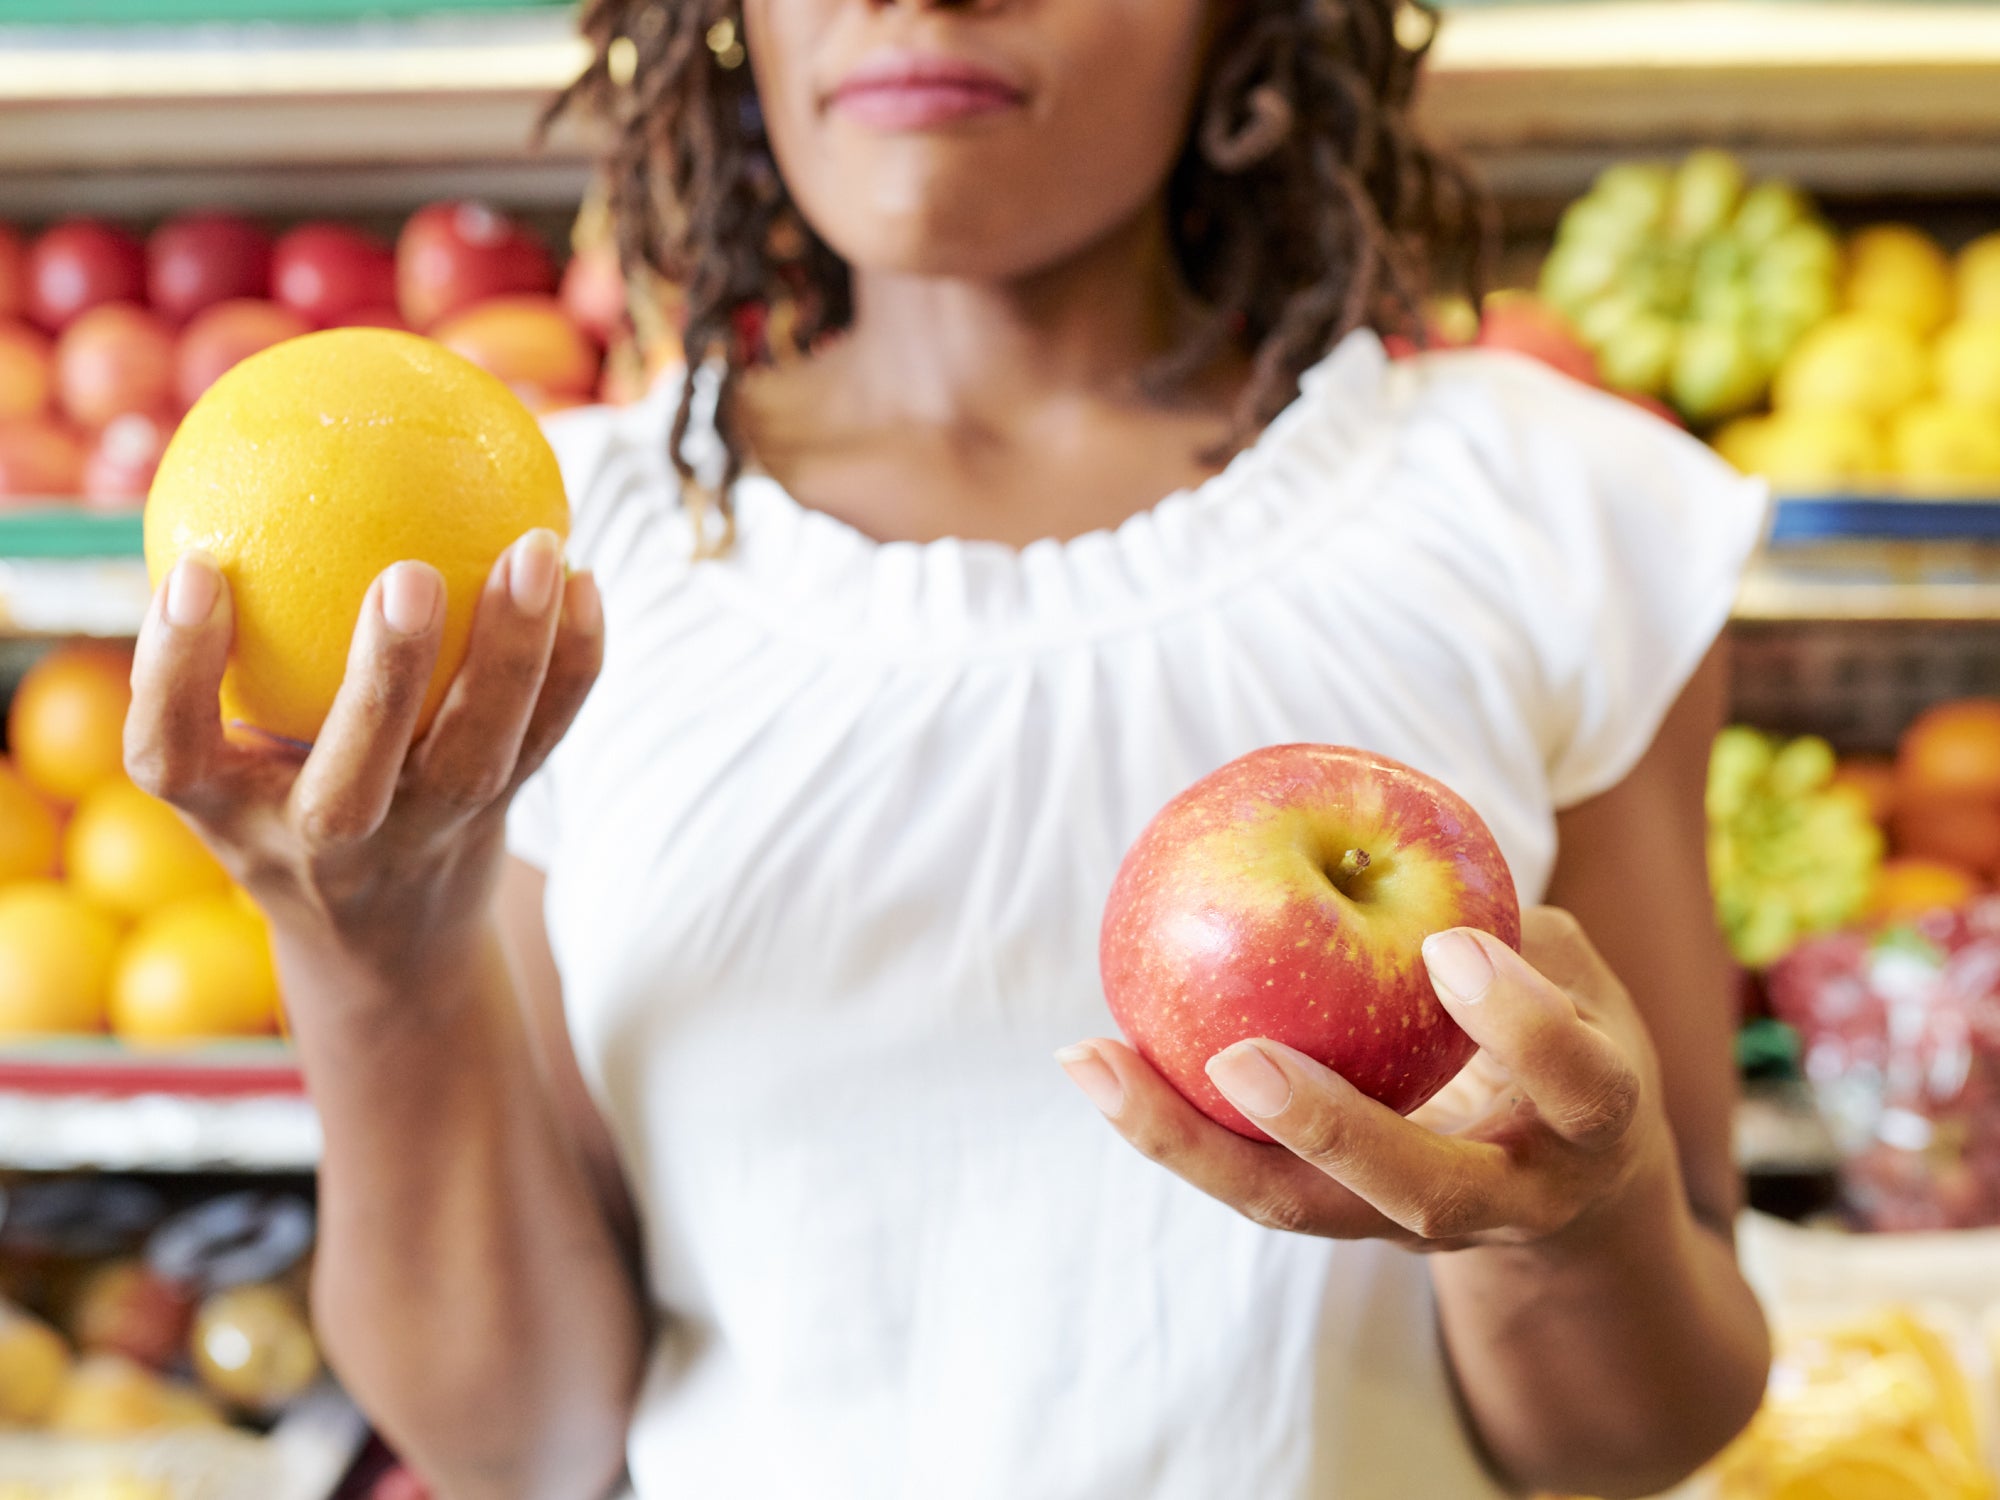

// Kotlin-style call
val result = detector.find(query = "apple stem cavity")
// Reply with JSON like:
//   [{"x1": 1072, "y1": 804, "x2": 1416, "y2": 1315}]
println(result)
[{"x1": 1332, "y1": 847, "x2": 1371, "y2": 894}]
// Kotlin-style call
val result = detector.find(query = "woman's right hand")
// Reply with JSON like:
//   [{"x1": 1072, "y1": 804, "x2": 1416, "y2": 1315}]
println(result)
[{"x1": 124, "y1": 528, "x2": 603, "y2": 996}]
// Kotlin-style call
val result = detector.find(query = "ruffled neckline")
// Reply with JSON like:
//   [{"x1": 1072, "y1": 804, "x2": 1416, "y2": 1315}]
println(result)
[{"x1": 678, "y1": 329, "x2": 1396, "y2": 654}]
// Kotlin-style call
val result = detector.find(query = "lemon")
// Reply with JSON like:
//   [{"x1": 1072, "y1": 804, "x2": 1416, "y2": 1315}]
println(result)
[
  {"x1": 110, "y1": 890, "x2": 280, "y2": 1044},
  {"x1": 1711, "y1": 415, "x2": 1772, "y2": 475},
  {"x1": 1774, "y1": 314, "x2": 1929, "y2": 417},
  {"x1": 1890, "y1": 401, "x2": 2000, "y2": 488},
  {"x1": 65, "y1": 779, "x2": 230, "y2": 922},
  {"x1": 1959, "y1": 231, "x2": 2000, "y2": 320},
  {"x1": 0, "y1": 881, "x2": 119, "y2": 1036},
  {"x1": 1745, "y1": 409, "x2": 1886, "y2": 488},
  {"x1": 1935, "y1": 317, "x2": 2000, "y2": 410},
  {"x1": 146, "y1": 328, "x2": 570, "y2": 746},
  {"x1": 1845, "y1": 223, "x2": 1954, "y2": 337}
]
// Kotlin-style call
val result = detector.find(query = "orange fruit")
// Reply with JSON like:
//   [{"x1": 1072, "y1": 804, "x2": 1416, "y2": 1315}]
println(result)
[
  {"x1": 0, "y1": 755, "x2": 59, "y2": 883},
  {"x1": 0, "y1": 880, "x2": 118, "y2": 1035},
  {"x1": 1830, "y1": 755, "x2": 1898, "y2": 827},
  {"x1": 1891, "y1": 795, "x2": 2000, "y2": 875},
  {"x1": 64, "y1": 780, "x2": 229, "y2": 921},
  {"x1": 1869, "y1": 857, "x2": 1982, "y2": 923},
  {"x1": 1898, "y1": 699, "x2": 2000, "y2": 801},
  {"x1": 110, "y1": 890, "x2": 279, "y2": 1044},
  {"x1": 5, "y1": 642, "x2": 132, "y2": 806},
  {"x1": 145, "y1": 327, "x2": 569, "y2": 746}
]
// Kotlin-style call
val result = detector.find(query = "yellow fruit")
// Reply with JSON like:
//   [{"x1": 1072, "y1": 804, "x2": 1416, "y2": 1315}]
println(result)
[
  {"x1": 1935, "y1": 317, "x2": 2000, "y2": 410},
  {"x1": 191, "y1": 1283, "x2": 320, "y2": 1415},
  {"x1": 110, "y1": 890, "x2": 280, "y2": 1043},
  {"x1": 0, "y1": 755, "x2": 60, "y2": 884},
  {"x1": 146, "y1": 328, "x2": 570, "y2": 746},
  {"x1": 1890, "y1": 401, "x2": 2000, "y2": 487},
  {"x1": 1744, "y1": 409, "x2": 1886, "y2": 488},
  {"x1": 0, "y1": 1297, "x2": 72, "y2": 1423},
  {"x1": 0, "y1": 881, "x2": 117, "y2": 1036},
  {"x1": 1845, "y1": 223, "x2": 1954, "y2": 337},
  {"x1": 1960, "y1": 231, "x2": 2000, "y2": 320},
  {"x1": 1774, "y1": 314, "x2": 1929, "y2": 417},
  {"x1": 64, "y1": 780, "x2": 229, "y2": 922},
  {"x1": 46, "y1": 1353, "x2": 219, "y2": 1436},
  {"x1": 1712, "y1": 415, "x2": 1772, "y2": 475},
  {"x1": 5, "y1": 643, "x2": 133, "y2": 807}
]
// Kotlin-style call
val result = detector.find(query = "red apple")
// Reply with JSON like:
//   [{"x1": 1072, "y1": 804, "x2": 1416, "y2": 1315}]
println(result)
[
  {"x1": 433, "y1": 293, "x2": 600, "y2": 396},
  {"x1": 396, "y1": 201, "x2": 556, "y2": 330},
  {"x1": 55, "y1": 303, "x2": 175, "y2": 429},
  {"x1": 559, "y1": 243, "x2": 627, "y2": 345},
  {"x1": 175, "y1": 298, "x2": 311, "y2": 407},
  {"x1": 1475, "y1": 292, "x2": 1601, "y2": 389},
  {"x1": 66, "y1": 1259, "x2": 194, "y2": 1372},
  {"x1": 0, "y1": 319, "x2": 52, "y2": 420},
  {"x1": 0, "y1": 223, "x2": 24, "y2": 321},
  {"x1": 147, "y1": 211, "x2": 272, "y2": 325},
  {"x1": 81, "y1": 409, "x2": 174, "y2": 507},
  {"x1": 329, "y1": 305, "x2": 407, "y2": 331},
  {"x1": 25, "y1": 220, "x2": 145, "y2": 333},
  {"x1": 1100, "y1": 744, "x2": 1520, "y2": 1140},
  {"x1": 0, "y1": 418, "x2": 85, "y2": 499},
  {"x1": 270, "y1": 222, "x2": 397, "y2": 327}
]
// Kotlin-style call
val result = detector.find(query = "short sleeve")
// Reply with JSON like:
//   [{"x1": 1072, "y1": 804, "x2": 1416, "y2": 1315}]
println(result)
[{"x1": 1413, "y1": 351, "x2": 1771, "y2": 809}]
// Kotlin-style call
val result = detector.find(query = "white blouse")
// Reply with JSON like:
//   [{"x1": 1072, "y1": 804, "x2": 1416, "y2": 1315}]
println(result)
[{"x1": 509, "y1": 331, "x2": 1768, "y2": 1500}]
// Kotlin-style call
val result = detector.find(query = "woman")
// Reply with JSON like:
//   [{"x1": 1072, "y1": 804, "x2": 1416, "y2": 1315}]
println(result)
[{"x1": 127, "y1": 1, "x2": 1773, "y2": 1496}]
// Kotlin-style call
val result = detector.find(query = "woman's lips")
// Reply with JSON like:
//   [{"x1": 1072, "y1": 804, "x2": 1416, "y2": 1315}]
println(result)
[{"x1": 828, "y1": 55, "x2": 1025, "y2": 129}]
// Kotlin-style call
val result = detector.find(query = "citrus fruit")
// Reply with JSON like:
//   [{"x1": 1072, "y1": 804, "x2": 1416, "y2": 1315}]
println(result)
[
  {"x1": 1741, "y1": 408, "x2": 1886, "y2": 488},
  {"x1": 110, "y1": 889, "x2": 279, "y2": 1043},
  {"x1": 0, "y1": 1299, "x2": 71, "y2": 1424},
  {"x1": 65, "y1": 779, "x2": 229, "y2": 921},
  {"x1": 5, "y1": 642, "x2": 132, "y2": 806},
  {"x1": 1830, "y1": 755, "x2": 1898, "y2": 825},
  {"x1": 1844, "y1": 224, "x2": 1953, "y2": 337},
  {"x1": 145, "y1": 327, "x2": 569, "y2": 746},
  {"x1": 0, "y1": 755, "x2": 59, "y2": 883},
  {"x1": 1891, "y1": 796, "x2": 2000, "y2": 875},
  {"x1": 1774, "y1": 314, "x2": 1929, "y2": 418},
  {"x1": 1870, "y1": 858, "x2": 1982, "y2": 923},
  {"x1": 0, "y1": 880, "x2": 118, "y2": 1035},
  {"x1": 1959, "y1": 231, "x2": 2000, "y2": 321},
  {"x1": 1935, "y1": 316, "x2": 2000, "y2": 410},
  {"x1": 1890, "y1": 401, "x2": 2000, "y2": 488},
  {"x1": 1899, "y1": 699, "x2": 2000, "y2": 800}
]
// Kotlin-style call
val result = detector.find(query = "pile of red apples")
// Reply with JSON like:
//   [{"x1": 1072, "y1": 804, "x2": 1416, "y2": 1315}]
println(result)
[{"x1": 0, "y1": 202, "x2": 631, "y2": 506}]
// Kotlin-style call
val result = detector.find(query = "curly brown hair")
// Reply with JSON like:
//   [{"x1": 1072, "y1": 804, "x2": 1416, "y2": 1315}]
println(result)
[{"x1": 549, "y1": 0, "x2": 1488, "y2": 546}]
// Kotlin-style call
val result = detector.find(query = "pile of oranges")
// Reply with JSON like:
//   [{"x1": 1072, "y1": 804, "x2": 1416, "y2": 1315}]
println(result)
[
  {"x1": 1840, "y1": 699, "x2": 2000, "y2": 923},
  {"x1": 0, "y1": 643, "x2": 280, "y2": 1045}
]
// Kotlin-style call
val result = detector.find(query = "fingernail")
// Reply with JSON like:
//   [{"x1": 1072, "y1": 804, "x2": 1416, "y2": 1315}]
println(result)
[
  {"x1": 563, "y1": 570, "x2": 602, "y2": 634},
  {"x1": 1206, "y1": 1042, "x2": 1291, "y2": 1119},
  {"x1": 1056, "y1": 1044, "x2": 1124, "y2": 1117},
  {"x1": 164, "y1": 553, "x2": 220, "y2": 627},
  {"x1": 509, "y1": 529, "x2": 562, "y2": 615},
  {"x1": 380, "y1": 562, "x2": 442, "y2": 636},
  {"x1": 1424, "y1": 930, "x2": 1494, "y2": 1002}
]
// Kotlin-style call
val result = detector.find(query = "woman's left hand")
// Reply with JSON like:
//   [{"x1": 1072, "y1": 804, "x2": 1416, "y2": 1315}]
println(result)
[{"x1": 1058, "y1": 906, "x2": 1675, "y2": 1251}]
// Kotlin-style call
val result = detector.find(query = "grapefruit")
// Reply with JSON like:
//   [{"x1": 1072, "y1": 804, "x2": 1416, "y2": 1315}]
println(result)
[
  {"x1": 110, "y1": 890, "x2": 280, "y2": 1043},
  {"x1": 145, "y1": 328, "x2": 569, "y2": 745},
  {"x1": 65, "y1": 779, "x2": 230, "y2": 921},
  {"x1": 0, "y1": 755, "x2": 60, "y2": 883},
  {"x1": 1898, "y1": 699, "x2": 2000, "y2": 801},
  {"x1": 6, "y1": 642, "x2": 133, "y2": 806},
  {"x1": 0, "y1": 880, "x2": 119, "y2": 1035}
]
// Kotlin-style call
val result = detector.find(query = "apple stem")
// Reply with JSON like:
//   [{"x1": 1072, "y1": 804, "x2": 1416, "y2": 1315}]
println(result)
[{"x1": 1334, "y1": 848, "x2": 1371, "y2": 891}]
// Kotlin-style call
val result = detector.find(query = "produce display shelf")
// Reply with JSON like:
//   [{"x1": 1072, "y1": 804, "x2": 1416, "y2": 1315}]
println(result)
[
  {"x1": 0, "y1": 1041, "x2": 318, "y2": 1174},
  {"x1": 0, "y1": 2, "x2": 1996, "y2": 197},
  {"x1": 0, "y1": 507, "x2": 142, "y2": 559}
]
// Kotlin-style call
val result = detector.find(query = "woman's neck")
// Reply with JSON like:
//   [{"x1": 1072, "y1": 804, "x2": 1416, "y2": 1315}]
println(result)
[{"x1": 825, "y1": 206, "x2": 1218, "y2": 434}]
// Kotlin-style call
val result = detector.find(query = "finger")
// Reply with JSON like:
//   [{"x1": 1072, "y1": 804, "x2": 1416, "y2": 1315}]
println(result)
[
  {"x1": 1057, "y1": 1039, "x2": 1401, "y2": 1241},
  {"x1": 407, "y1": 529, "x2": 565, "y2": 821},
  {"x1": 1421, "y1": 924, "x2": 1641, "y2": 1152},
  {"x1": 507, "y1": 570, "x2": 604, "y2": 793},
  {"x1": 1205, "y1": 1038, "x2": 1524, "y2": 1243},
  {"x1": 125, "y1": 552, "x2": 238, "y2": 815},
  {"x1": 287, "y1": 561, "x2": 444, "y2": 848}
]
